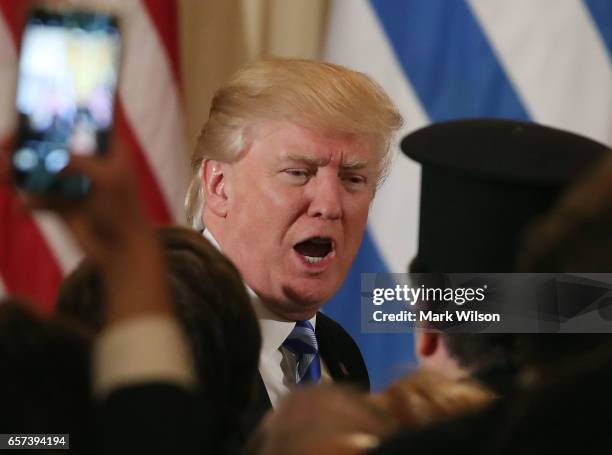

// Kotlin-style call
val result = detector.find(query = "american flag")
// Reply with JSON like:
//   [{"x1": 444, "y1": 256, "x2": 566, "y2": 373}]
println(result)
[{"x1": 0, "y1": 0, "x2": 188, "y2": 311}]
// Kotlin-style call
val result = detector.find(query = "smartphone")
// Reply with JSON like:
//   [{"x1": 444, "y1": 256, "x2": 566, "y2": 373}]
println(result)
[{"x1": 12, "y1": 8, "x2": 121, "y2": 196}]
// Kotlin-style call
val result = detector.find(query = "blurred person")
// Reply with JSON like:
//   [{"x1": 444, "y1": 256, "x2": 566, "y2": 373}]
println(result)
[
  {"x1": 56, "y1": 225, "x2": 262, "y2": 453},
  {"x1": 185, "y1": 58, "x2": 402, "y2": 436},
  {"x1": 1, "y1": 135, "x2": 200, "y2": 453},
  {"x1": 489, "y1": 156, "x2": 612, "y2": 454},
  {"x1": 509, "y1": 153, "x2": 612, "y2": 380}
]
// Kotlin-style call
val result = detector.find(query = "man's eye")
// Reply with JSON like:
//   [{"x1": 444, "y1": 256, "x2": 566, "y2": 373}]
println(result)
[
  {"x1": 343, "y1": 174, "x2": 367, "y2": 187},
  {"x1": 281, "y1": 169, "x2": 313, "y2": 185},
  {"x1": 284, "y1": 169, "x2": 310, "y2": 178},
  {"x1": 283, "y1": 169, "x2": 311, "y2": 181}
]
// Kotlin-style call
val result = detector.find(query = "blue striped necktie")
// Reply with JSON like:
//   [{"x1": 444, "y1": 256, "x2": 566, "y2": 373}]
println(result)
[{"x1": 282, "y1": 320, "x2": 321, "y2": 384}]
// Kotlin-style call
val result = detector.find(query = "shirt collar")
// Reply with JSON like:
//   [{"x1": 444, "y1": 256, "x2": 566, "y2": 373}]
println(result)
[{"x1": 202, "y1": 228, "x2": 316, "y2": 353}]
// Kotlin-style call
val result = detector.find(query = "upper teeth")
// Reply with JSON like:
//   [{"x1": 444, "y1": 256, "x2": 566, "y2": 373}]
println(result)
[{"x1": 304, "y1": 256, "x2": 325, "y2": 264}]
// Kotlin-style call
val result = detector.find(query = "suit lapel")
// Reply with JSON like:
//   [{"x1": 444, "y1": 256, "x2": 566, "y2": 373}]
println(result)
[{"x1": 315, "y1": 313, "x2": 351, "y2": 382}]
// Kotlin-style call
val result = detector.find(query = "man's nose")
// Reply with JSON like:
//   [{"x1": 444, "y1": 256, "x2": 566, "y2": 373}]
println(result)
[{"x1": 307, "y1": 174, "x2": 343, "y2": 220}]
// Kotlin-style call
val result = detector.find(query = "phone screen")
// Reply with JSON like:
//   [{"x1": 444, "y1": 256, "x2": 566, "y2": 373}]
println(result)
[{"x1": 13, "y1": 9, "x2": 120, "y2": 195}]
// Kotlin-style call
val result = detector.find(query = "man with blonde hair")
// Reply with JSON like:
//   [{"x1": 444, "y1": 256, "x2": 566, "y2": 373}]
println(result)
[{"x1": 185, "y1": 58, "x2": 402, "y2": 437}]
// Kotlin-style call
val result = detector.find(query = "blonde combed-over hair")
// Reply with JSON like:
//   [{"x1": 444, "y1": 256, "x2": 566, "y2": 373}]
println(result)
[{"x1": 185, "y1": 58, "x2": 402, "y2": 228}]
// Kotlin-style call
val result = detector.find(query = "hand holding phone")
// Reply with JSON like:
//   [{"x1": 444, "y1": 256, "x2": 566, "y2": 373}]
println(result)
[
  {"x1": 12, "y1": 8, "x2": 121, "y2": 197},
  {"x1": 24, "y1": 134, "x2": 152, "y2": 267}
]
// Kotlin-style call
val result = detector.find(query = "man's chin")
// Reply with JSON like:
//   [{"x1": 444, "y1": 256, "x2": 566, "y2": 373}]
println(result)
[{"x1": 276, "y1": 284, "x2": 333, "y2": 320}]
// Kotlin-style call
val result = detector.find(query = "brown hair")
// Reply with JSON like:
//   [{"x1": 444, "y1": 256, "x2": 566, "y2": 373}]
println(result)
[
  {"x1": 185, "y1": 58, "x2": 403, "y2": 228},
  {"x1": 371, "y1": 370, "x2": 495, "y2": 429},
  {"x1": 56, "y1": 226, "x2": 261, "y2": 441}
]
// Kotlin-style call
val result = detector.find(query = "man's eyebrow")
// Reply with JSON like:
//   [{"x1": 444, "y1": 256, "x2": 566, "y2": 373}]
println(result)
[
  {"x1": 280, "y1": 152, "x2": 370, "y2": 170},
  {"x1": 341, "y1": 159, "x2": 369, "y2": 170},
  {"x1": 279, "y1": 152, "x2": 327, "y2": 166}
]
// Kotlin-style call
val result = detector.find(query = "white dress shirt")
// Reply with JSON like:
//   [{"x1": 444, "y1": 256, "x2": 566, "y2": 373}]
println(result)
[{"x1": 203, "y1": 229, "x2": 331, "y2": 407}]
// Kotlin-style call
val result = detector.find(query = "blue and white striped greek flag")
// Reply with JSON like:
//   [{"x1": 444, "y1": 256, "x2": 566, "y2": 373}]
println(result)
[{"x1": 323, "y1": 0, "x2": 612, "y2": 391}]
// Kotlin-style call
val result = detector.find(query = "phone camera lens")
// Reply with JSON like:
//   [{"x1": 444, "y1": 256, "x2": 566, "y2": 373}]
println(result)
[
  {"x1": 13, "y1": 148, "x2": 39, "y2": 171},
  {"x1": 45, "y1": 148, "x2": 70, "y2": 172}
]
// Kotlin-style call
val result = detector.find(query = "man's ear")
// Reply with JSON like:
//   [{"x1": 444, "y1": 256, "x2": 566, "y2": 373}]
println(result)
[
  {"x1": 202, "y1": 159, "x2": 230, "y2": 217},
  {"x1": 415, "y1": 330, "x2": 440, "y2": 359}
]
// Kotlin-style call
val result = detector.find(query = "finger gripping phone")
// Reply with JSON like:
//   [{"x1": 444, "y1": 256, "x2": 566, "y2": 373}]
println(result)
[{"x1": 12, "y1": 8, "x2": 121, "y2": 196}]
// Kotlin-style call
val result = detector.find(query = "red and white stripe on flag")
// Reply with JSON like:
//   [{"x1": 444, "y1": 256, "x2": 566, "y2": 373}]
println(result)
[{"x1": 0, "y1": 0, "x2": 189, "y2": 312}]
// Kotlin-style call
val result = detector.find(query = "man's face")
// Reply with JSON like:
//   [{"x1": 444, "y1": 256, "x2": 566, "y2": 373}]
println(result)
[{"x1": 219, "y1": 120, "x2": 377, "y2": 320}]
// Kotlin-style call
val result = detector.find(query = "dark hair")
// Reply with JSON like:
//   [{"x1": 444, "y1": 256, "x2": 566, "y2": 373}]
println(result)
[
  {"x1": 409, "y1": 259, "x2": 538, "y2": 393},
  {"x1": 56, "y1": 226, "x2": 262, "y2": 441},
  {"x1": 0, "y1": 299, "x2": 91, "y2": 453}
]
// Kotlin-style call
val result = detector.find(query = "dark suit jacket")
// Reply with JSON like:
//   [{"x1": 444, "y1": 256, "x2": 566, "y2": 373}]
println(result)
[
  {"x1": 95, "y1": 383, "x2": 202, "y2": 455},
  {"x1": 239, "y1": 311, "x2": 370, "y2": 443}
]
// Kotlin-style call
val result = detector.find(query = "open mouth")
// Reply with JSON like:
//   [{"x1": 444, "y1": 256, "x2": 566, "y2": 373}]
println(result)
[{"x1": 293, "y1": 237, "x2": 334, "y2": 265}]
